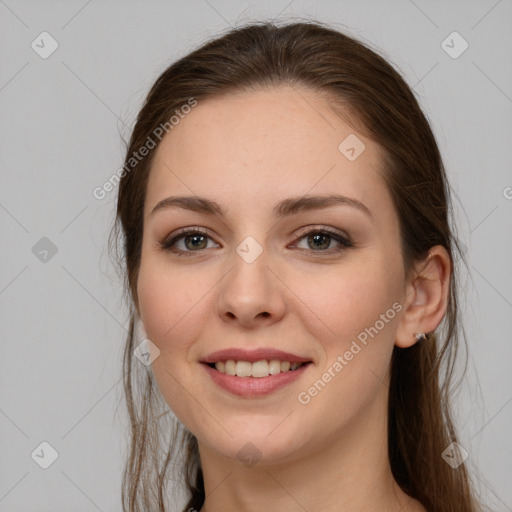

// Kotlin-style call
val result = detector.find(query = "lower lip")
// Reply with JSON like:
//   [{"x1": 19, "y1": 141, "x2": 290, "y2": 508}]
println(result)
[{"x1": 201, "y1": 363, "x2": 311, "y2": 397}]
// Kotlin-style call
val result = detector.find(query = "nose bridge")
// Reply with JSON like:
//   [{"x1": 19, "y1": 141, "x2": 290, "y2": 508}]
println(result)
[
  {"x1": 235, "y1": 235, "x2": 266, "y2": 265},
  {"x1": 230, "y1": 233, "x2": 272, "y2": 301},
  {"x1": 217, "y1": 232, "x2": 285, "y2": 324}
]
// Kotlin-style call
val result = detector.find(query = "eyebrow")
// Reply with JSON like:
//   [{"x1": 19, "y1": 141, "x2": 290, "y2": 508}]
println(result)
[{"x1": 150, "y1": 194, "x2": 374, "y2": 222}]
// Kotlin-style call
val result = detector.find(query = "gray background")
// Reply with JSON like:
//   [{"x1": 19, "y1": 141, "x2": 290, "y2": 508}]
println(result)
[{"x1": 1, "y1": 0, "x2": 511, "y2": 510}]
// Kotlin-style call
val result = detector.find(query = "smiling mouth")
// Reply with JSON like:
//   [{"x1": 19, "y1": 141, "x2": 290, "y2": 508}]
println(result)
[{"x1": 205, "y1": 359, "x2": 312, "y2": 378}]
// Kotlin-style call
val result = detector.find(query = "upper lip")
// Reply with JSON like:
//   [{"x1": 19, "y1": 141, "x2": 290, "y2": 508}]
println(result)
[{"x1": 201, "y1": 348, "x2": 311, "y2": 364}]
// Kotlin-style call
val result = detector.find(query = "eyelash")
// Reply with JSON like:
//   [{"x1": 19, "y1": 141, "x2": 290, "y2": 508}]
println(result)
[{"x1": 159, "y1": 225, "x2": 353, "y2": 257}]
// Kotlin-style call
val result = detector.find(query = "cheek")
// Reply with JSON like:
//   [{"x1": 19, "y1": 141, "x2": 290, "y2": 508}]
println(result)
[
  {"x1": 136, "y1": 257, "x2": 212, "y2": 428},
  {"x1": 291, "y1": 256, "x2": 401, "y2": 404},
  {"x1": 294, "y1": 258, "x2": 399, "y2": 347},
  {"x1": 291, "y1": 265, "x2": 399, "y2": 428},
  {"x1": 136, "y1": 255, "x2": 207, "y2": 354}
]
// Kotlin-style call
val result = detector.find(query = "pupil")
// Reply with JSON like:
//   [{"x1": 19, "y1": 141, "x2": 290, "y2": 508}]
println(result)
[
  {"x1": 186, "y1": 234, "x2": 207, "y2": 250},
  {"x1": 309, "y1": 233, "x2": 329, "y2": 250}
]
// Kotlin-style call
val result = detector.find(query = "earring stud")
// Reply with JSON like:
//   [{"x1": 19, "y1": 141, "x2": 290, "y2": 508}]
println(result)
[{"x1": 414, "y1": 332, "x2": 427, "y2": 342}]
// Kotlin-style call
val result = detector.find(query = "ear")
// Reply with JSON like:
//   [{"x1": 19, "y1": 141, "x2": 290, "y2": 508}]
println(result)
[{"x1": 395, "y1": 245, "x2": 451, "y2": 348}]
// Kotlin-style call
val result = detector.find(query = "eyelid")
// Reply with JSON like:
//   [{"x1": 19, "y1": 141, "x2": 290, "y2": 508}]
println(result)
[{"x1": 292, "y1": 224, "x2": 350, "y2": 242}]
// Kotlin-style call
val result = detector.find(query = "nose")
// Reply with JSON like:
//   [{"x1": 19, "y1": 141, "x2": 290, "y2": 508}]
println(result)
[{"x1": 216, "y1": 245, "x2": 287, "y2": 329}]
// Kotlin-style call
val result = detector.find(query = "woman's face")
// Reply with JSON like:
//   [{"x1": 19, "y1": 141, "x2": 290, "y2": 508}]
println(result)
[{"x1": 137, "y1": 85, "x2": 409, "y2": 464}]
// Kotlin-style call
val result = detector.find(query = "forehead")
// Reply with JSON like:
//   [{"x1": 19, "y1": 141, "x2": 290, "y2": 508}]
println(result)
[{"x1": 145, "y1": 85, "x2": 394, "y2": 223}]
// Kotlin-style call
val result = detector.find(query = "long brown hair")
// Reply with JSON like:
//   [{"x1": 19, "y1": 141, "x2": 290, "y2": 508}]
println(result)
[{"x1": 111, "y1": 20, "x2": 485, "y2": 512}]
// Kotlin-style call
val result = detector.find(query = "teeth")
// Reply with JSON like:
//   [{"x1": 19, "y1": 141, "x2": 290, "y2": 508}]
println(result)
[
  {"x1": 235, "y1": 361, "x2": 252, "y2": 377},
  {"x1": 225, "y1": 360, "x2": 236, "y2": 375},
  {"x1": 252, "y1": 360, "x2": 269, "y2": 377},
  {"x1": 213, "y1": 359, "x2": 306, "y2": 377}
]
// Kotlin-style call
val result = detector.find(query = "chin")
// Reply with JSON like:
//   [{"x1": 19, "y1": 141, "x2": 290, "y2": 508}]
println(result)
[{"x1": 194, "y1": 417, "x2": 311, "y2": 467}]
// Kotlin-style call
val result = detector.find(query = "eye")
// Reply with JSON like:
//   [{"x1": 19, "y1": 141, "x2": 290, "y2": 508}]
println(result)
[
  {"x1": 159, "y1": 227, "x2": 218, "y2": 256},
  {"x1": 160, "y1": 225, "x2": 353, "y2": 257},
  {"x1": 291, "y1": 226, "x2": 353, "y2": 254}
]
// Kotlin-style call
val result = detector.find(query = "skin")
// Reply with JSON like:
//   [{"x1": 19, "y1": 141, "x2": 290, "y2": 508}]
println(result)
[{"x1": 136, "y1": 85, "x2": 450, "y2": 512}]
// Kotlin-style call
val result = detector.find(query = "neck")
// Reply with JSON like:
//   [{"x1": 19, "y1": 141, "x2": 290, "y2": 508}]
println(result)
[{"x1": 196, "y1": 386, "x2": 425, "y2": 512}]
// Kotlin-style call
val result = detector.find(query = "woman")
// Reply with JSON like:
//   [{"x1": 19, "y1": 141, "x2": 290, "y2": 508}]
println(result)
[{"x1": 111, "y1": 20, "x2": 483, "y2": 512}]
